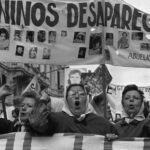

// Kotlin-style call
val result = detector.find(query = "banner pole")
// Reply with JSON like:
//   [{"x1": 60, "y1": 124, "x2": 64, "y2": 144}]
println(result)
[{"x1": 101, "y1": 0, "x2": 107, "y2": 119}]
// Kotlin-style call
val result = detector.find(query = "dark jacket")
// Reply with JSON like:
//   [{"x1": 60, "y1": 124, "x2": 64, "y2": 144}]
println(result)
[
  {"x1": 35, "y1": 112, "x2": 118, "y2": 136},
  {"x1": 116, "y1": 118, "x2": 150, "y2": 137},
  {"x1": 0, "y1": 118, "x2": 14, "y2": 134}
]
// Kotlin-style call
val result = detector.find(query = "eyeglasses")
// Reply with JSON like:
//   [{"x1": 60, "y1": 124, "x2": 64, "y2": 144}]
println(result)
[{"x1": 68, "y1": 90, "x2": 86, "y2": 98}]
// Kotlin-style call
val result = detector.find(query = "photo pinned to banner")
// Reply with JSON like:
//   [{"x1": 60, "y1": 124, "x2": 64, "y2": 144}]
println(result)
[
  {"x1": 73, "y1": 32, "x2": 86, "y2": 43},
  {"x1": 118, "y1": 31, "x2": 130, "y2": 49},
  {"x1": 48, "y1": 31, "x2": 56, "y2": 43},
  {"x1": 106, "y1": 33, "x2": 114, "y2": 46},
  {"x1": 61, "y1": 30, "x2": 67, "y2": 37},
  {"x1": 89, "y1": 33, "x2": 102, "y2": 55},
  {"x1": 15, "y1": 45, "x2": 24, "y2": 57},
  {"x1": 26, "y1": 30, "x2": 34, "y2": 43},
  {"x1": 29, "y1": 47, "x2": 38, "y2": 59},
  {"x1": 78, "y1": 47, "x2": 86, "y2": 59},
  {"x1": 14, "y1": 30, "x2": 23, "y2": 41},
  {"x1": 42, "y1": 47, "x2": 51, "y2": 60},
  {"x1": 140, "y1": 43, "x2": 150, "y2": 51},
  {"x1": 132, "y1": 32, "x2": 143, "y2": 41},
  {"x1": 0, "y1": 26, "x2": 10, "y2": 50},
  {"x1": 37, "y1": 30, "x2": 46, "y2": 42}
]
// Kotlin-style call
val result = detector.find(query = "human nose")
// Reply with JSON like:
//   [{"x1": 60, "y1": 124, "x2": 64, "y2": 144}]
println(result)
[
  {"x1": 22, "y1": 105, "x2": 27, "y2": 111},
  {"x1": 75, "y1": 92, "x2": 80, "y2": 99},
  {"x1": 129, "y1": 97, "x2": 134, "y2": 102}
]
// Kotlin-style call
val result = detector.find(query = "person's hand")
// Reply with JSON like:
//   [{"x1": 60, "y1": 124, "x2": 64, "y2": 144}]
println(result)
[
  {"x1": 0, "y1": 83, "x2": 15, "y2": 99},
  {"x1": 28, "y1": 102, "x2": 50, "y2": 134},
  {"x1": 105, "y1": 133, "x2": 118, "y2": 141}
]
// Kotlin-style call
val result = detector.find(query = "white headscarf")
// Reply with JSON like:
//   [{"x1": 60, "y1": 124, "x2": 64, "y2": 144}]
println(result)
[
  {"x1": 62, "y1": 85, "x2": 95, "y2": 121},
  {"x1": 121, "y1": 102, "x2": 145, "y2": 124}
]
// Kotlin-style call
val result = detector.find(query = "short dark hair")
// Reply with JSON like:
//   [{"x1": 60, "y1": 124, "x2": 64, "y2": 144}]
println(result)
[
  {"x1": 69, "y1": 69, "x2": 81, "y2": 77},
  {"x1": 0, "y1": 28, "x2": 9, "y2": 39},
  {"x1": 122, "y1": 84, "x2": 144, "y2": 102},
  {"x1": 66, "y1": 84, "x2": 86, "y2": 100}
]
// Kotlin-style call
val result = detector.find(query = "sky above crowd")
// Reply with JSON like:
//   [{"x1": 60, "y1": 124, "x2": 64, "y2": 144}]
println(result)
[{"x1": 71, "y1": 0, "x2": 150, "y2": 87}]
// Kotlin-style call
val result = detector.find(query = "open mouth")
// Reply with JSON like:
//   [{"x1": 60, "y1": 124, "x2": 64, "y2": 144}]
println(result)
[
  {"x1": 75, "y1": 101, "x2": 80, "y2": 106},
  {"x1": 20, "y1": 112, "x2": 27, "y2": 117},
  {"x1": 129, "y1": 104, "x2": 134, "y2": 109}
]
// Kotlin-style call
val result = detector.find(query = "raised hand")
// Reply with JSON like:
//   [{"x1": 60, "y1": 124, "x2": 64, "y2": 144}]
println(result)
[
  {"x1": 0, "y1": 83, "x2": 16, "y2": 99},
  {"x1": 28, "y1": 101, "x2": 50, "y2": 134}
]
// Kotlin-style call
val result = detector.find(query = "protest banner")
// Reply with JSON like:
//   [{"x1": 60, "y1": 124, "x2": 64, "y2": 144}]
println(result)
[
  {"x1": 0, "y1": 132, "x2": 149, "y2": 150},
  {"x1": 0, "y1": 0, "x2": 149, "y2": 67}
]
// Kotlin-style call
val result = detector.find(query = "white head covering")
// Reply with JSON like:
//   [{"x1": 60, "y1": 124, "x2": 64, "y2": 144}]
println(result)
[
  {"x1": 62, "y1": 84, "x2": 95, "y2": 121},
  {"x1": 121, "y1": 102, "x2": 145, "y2": 124}
]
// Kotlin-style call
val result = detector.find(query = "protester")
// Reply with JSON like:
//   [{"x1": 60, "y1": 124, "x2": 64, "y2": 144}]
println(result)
[
  {"x1": 0, "y1": 83, "x2": 40, "y2": 134},
  {"x1": 28, "y1": 84, "x2": 118, "y2": 139},
  {"x1": 15, "y1": 91, "x2": 40, "y2": 132},
  {"x1": 0, "y1": 84, "x2": 15, "y2": 134},
  {"x1": 115, "y1": 84, "x2": 150, "y2": 137}
]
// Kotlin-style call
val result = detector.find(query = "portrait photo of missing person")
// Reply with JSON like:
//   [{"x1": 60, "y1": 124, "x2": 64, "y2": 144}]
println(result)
[
  {"x1": 132, "y1": 32, "x2": 143, "y2": 40},
  {"x1": 48, "y1": 31, "x2": 56, "y2": 43},
  {"x1": 15, "y1": 45, "x2": 24, "y2": 56},
  {"x1": 106, "y1": 33, "x2": 113, "y2": 46},
  {"x1": 29, "y1": 47, "x2": 37, "y2": 59},
  {"x1": 78, "y1": 47, "x2": 86, "y2": 59},
  {"x1": 140, "y1": 43, "x2": 149, "y2": 50},
  {"x1": 42, "y1": 47, "x2": 51, "y2": 59},
  {"x1": 73, "y1": 32, "x2": 86, "y2": 43},
  {"x1": 37, "y1": 30, "x2": 46, "y2": 42},
  {"x1": 14, "y1": 30, "x2": 22, "y2": 41},
  {"x1": 61, "y1": 30, "x2": 67, "y2": 37},
  {"x1": 118, "y1": 31, "x2": 129, "y2": 49},
  {"x1": 68, "y1": 69, "x2": 82, "y2": 85},
  {"x1": 26, "y1": 31, "x2": 34, "y2": 43},
  {"x1": 0, "y1": 27, "x2": 9, "y2": 50},
  {"x1": 89, "y1": 33, "x2": 102, "y2": 55}
]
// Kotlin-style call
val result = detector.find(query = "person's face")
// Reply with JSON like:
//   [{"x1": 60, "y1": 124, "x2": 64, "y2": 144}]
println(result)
[
  {"x1": 69, "y1": 73, "x2": 81, "y2": 84},
  {"x1": 67, "y1": 85, "x2": 87, "y2": 117},
  {"x1": 122, "y1": 33, "x2": 127, "y2": 38},
  {"x1": 0, "y1": 33, "x2": 6, "y2": 40},
  {"x1": 30, "y1": 49, "x2": 36, "y2": 57},
  {"x1": 17, "y1": 47, "x2": 23, "y2": 54},
  {"x1": 20, "y1": 97, "x2": 36, "y2": 122},
  {"x1": 43, "y1": 48, "x2": 49, "y2": 56},
  {"x1": 122, "y1": 90, "x2": 142, "y2": 117}
]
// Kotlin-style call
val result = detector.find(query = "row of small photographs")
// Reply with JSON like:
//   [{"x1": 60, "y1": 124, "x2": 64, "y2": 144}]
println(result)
[
  {"x1": 14, "y1": 30, "x2": 68, "y2": 43},
  {"x1": 16, "y1": 45, "x2": 87, "y2": 59},
  {"x1": 15, "y1": 45, "x2": 51, "y2": 59},
  {"x1": 15, "y1": 30, "x2": 87, "y2": 44},
  {"x1": 106, "y1": 31, "x2": 145, "y2": 49}
]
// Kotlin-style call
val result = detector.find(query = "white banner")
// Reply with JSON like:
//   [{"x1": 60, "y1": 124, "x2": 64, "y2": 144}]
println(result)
[
  {"x1": 0, "y1": 0, "x2": 150, "y2": 67},
  {"x1": 104, "y1": 0, "x2": 150, "y2": 68},
  {"x1": 0, "y1": 0, "x2": 105, "y2": 65},
  {"x1": 0, "y1": 132, "x2": 149, "y2": 150}
]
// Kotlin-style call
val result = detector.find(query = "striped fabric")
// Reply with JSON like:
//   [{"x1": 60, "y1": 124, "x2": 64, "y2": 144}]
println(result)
[{"x1": 0, "y1": 132, "x2": 150, "y2": 150}]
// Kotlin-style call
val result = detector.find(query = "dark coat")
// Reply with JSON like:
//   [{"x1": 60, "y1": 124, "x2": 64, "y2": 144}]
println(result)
[{"x1": 116, "y1": 118, "x2": 150, "y2": 137}]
